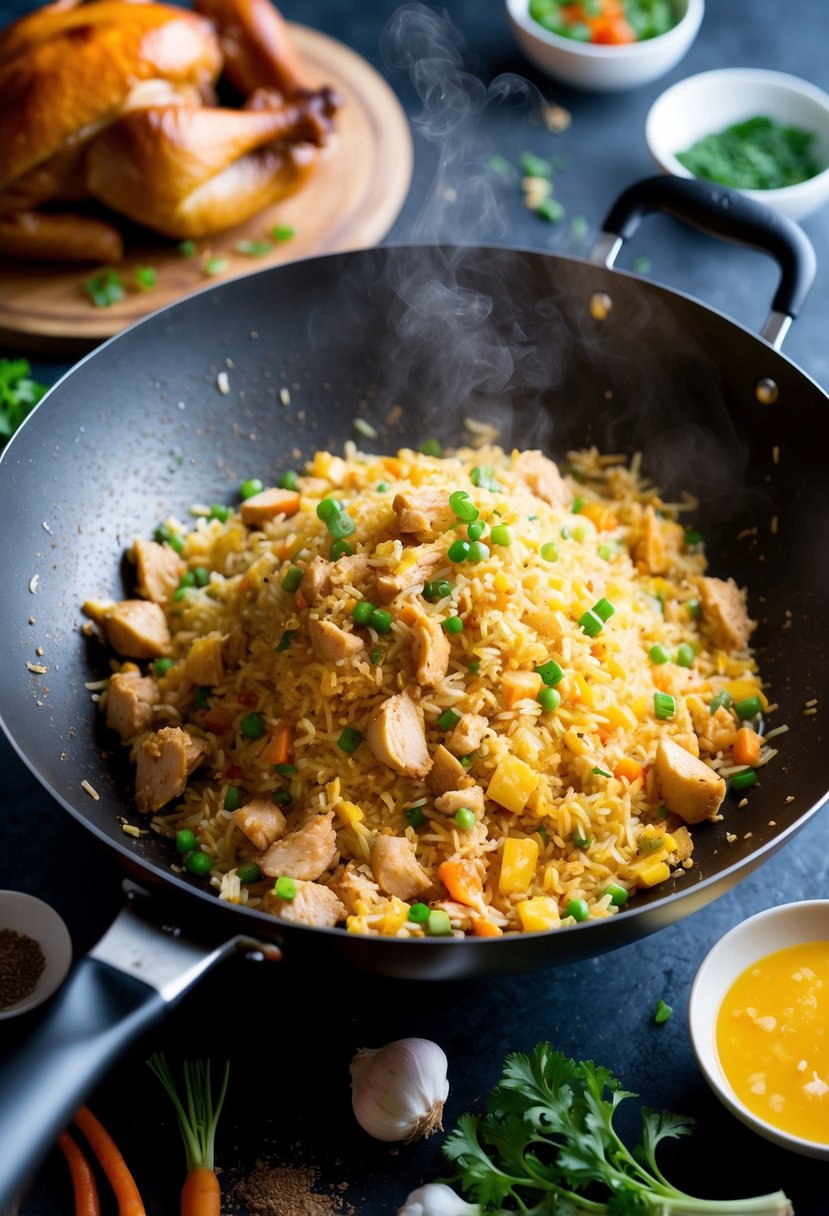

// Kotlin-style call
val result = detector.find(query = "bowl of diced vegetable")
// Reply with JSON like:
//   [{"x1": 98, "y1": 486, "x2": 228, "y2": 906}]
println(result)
[
  {"x1": 505, "y1": 0, "x2": 704, "y2": 92},
  {"x1": 646, "y1": 68, "x2": 829, "y2": 220}
]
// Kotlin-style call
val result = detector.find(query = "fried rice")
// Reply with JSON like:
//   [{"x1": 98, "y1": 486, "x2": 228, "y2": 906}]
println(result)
[{"x1": 85, "y1": 442, "x2": 778, "y2": 938}]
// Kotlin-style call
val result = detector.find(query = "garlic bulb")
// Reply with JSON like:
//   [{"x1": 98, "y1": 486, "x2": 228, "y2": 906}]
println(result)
[
  {"x1": 397, "y1": 1183, "x2": 481, "y2": 1216},
  {"x1": 350, "y1": 1037, "x2": 449, "y2": 1142}
]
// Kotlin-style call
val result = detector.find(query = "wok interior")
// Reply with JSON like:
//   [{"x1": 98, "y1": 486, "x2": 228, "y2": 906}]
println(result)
[{"x1": 1, "y1": 245, "x2": 827, "y2": 969}]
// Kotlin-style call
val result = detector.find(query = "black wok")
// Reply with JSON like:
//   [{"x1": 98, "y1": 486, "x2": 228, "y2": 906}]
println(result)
[{"x1": 1, "y1": 177, "x2": 828, "y2": 1205}]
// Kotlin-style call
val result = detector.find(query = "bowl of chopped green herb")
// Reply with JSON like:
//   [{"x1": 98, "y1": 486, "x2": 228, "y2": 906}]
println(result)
[
  {"x1": 506, "y1": 0, "x2": 704, "y2": 92},
  {"x1": 646, "y1": 68, "x2": 829, "y2": 220}
]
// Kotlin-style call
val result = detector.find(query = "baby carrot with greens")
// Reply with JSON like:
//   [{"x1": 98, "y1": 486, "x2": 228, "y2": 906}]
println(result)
[{"x1": 147, "y1": 1053, "x2": 229, "y2": 1216}]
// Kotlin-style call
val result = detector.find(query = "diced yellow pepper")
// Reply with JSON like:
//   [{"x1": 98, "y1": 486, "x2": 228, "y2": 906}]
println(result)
[
  {"x1": 498, "y1": 837, "x2": 539, "y2": 893},
  {"x1": 726, "y1": 679, "x2": 769, "y2": 711},
  {"x1": 378, "y1": 897, "x2": 410, "y2": 936},
  {"x1": 628, "y1": 857, "x2": 671, "y2": 887},
  {"x1": 486, "y1": 754, "x2": 539, "y2": 814},
  {"x1": 603, "y1": 702, "x2": 638, "y2": 734},
  {"x1": 517, "y1": 896, "x2": 561, "y2": 932},
  {"x1": 564, "y1": 727, "x2": 590, "y2": 756},
  {"x1": 346, "y1": 915, "x2": 370, "y2": 935},
  {"x1": 335, "y1": 800, "x2": 364, "y2": 826}
]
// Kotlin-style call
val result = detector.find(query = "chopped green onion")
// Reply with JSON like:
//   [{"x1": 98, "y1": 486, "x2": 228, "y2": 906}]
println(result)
[
  {"x1": 330, "y1": 539, "x2": 352, "y2": 560},
  {"x1": 316, "y1": 497, "x2": 341, "y2": 521},
  {"x1": 685, "y1": 528, "x2": 703, "y2": 545},
  {"x1": 405, "y1": 806, "x2": 427, "y2": 829},
  {"x1": 203, "y1": 256, "x2": 228, "y2": 277},
  {"x1": 561, "y1": 525, "x2": 571, "y2": 539},
  {"x1": 193, "y1": 567, "x2": 210, "y2": 588},
  {"x1": 466, "y1": 520, "x2": 487, "y2": 542},
  {"x1": 275, "y1": 629, "x2": 295, "y2": 653},
  {"x1": 177, "y1": 239, "x2": 197, "y2": 258},
  {"x1": 194, "y1": 686, "x2": 211, "y2": 709},
  {"x1": 179, "y1": 570, "x2": 196, "y2": 589},
  {"x1": 454, "y1": 807, "x2": 476, "y2": 831},
  {"x1": 604, "y1": 883, "x2": 628, "y2": 907},
  {"x1": 649, "y1": 644, "x2": 670, "y2": 665},
  {"x1": 353, "y1": 418, "x2": 378, "y2": 439},
  {"x1": 442, "y1": 615, "x2": 463, "y2": 634},
  {"x1": 281, "y1": 566, "x2": 303, "y2": 593},
  {"x1": 337, "y1": 727, "x2": 362, "y2": 754},
  {"x1": 470, "y1": 465, "x2": 500, "y2": 491},
  {"x1": 654, "y1": 998, "x2": 673, "y2": 1024},
  {"x1": 449, "y1": 490, "x2": 479, "y2": 523},
  {"x1": 654, "y1": 692, "x2": 676, "y2": 720},
  {"x1": 572, "y1": 832, "x2": 593, "y2": 850},
  {"x1": 223, "y1": 786, "x2": 242, "y2": 812},
  {"x1": 448, "y1": 538, "x2": 470, "y2": 563},
  {"x1": 173, "y1": 587, "x2": 188, "y2": 602},
  {"x1": 459, "y1": 754, "x2": 476, "y2": 769},
  {"x1": 153, "y1": 657, "x2": 174, "y2": 676},
  {"x1": 275, "y1": 763, "x2": 297, "y2": 777},
  {"x1": 571, "y1": 496, "x2": 585, "y2": 514},
  {"x1": 535, "y1": 659, "x2": 564, "y2": 687},
  {"x1": 176, "y1": 828, "x2": 196, "y2": 854},
  {"x1": 735, "y1": 695, "x2": 763, "y2": 721},
  {"x1": 240, "y1": 478, "x2": 264, "y2": 500},
  {"x1": 709, "y1": 690, "x2": 733, "y2": 714},
  {"x1": 593, "y1": 598, "x2": 615, "y2": 622},
  {"x1": 369, "y1": 649, "x2": 382, "y2": 665},
  {"x1": 424, "y1": 579, "x2": 453, "y2": 602},
  {"x1": 537, "y1": 687, "x2": 561, "y2": 713},
  {"x1": 237, "y1": 862, "x2": 261, "y2": 884},
  {"x1": 82, "y1": 268, "x2": 125, "y2": 308},
  {"x1": 352, "y1": 600, "x2": 375, "y2": 625},
  {"x1": 186, "y1": 850, "x2": 212, "y2": 876},
  {"x1": 209, "y1": 503, "x2": 231, "y2": 523},
  {"x1": 686, "y1": 598, "x2": 701, "y2": 618},
  {"x1": 369, "y1": 608, "x2": 392, "y2": 633},
  {"x1": 235, "y1": 240, "x2": 273, "y2": 257},
  {"x1": 520, "y1": 151, "x2": 552, "y2": 178},
  {"x1": 579, "y1": 609, "x2": 604, "y2": 638},
  {"x1": 241, "y1": 712, "x2": 264, "y2": 739},
  {"x1": 328, "y1": 509, "x2": 355, "y2": 539},
  {"x1": 438, "y1": 708, "x2": 461, "y2": 732},
  {"x1": 592, "y1": 765, "x2": 612, "y2": 778},
  {"x1": 279, "y1": 469, "x2": 298, "y2": 490},
  {"x1": 408, "y1": 902, "x2": 430, "y2": 923},
  {"x1": 730, "y1": 768, "x2": 758, "y2": 791},
  {"x1": 274, "y1": 876, "x2": 296, "y2": 901},
  {"x1": 675, "y1": 643, "x2": 695, "y2": 668},
  {"x1": 566, "y1": 898, "x2": 590, "y2": 922},
  {"x1": 426, "y1": 909, "x2": 452, "y2": 936},
  {"x1": 467, "y1": 540, "x2": 490, "y2": 563},
  {"x1": 419, "y1": 438, "x2": 442, "y2": 457},
  {"x1": 270, "y1": 225, "x2": 295, "y2": 243},
  {"x1": 536, "y1": 197, "x2": 565, "y2": 224},
  {"x1": 490, "y1": 523, "x2": 513, "y2": 547},
  {"x1": 134, "y1": 265, "x2": 157, "y2": 291},
  {"x1": 540, "y1": 542, "x2": 559, "y2": 562},
  {"x1": 154, "y1": 522, "x2": 184, "y2": 553}
]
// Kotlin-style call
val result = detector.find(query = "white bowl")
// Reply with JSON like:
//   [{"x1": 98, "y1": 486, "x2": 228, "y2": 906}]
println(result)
[
  {"x1": 505, "y1": 0, "x2": 704, "y2": 92},
  {"x1": 646, "y1": 68, "x2": 829, "y2": 220},
  {"x1": 689, "y1": 900, "x2": 829, "y2": 1161},
  {"x1": 0, "y1": 891, "x2": 73, "y2": 1020}
]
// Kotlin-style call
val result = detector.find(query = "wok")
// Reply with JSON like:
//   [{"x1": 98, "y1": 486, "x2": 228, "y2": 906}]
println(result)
[{"x1": 1, "y1": 176, "x2": 828, "y2": 1204}]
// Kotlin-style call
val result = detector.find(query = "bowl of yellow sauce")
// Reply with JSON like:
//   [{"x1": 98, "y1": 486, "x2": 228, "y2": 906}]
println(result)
[{"x1": 689, "y1": 901, "x2": 829, "y2": 1160}]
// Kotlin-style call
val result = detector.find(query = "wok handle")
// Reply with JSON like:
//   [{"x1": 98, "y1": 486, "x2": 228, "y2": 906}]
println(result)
[{"x1": 597, "y1": 175, "x2": 816, "y2": 344}]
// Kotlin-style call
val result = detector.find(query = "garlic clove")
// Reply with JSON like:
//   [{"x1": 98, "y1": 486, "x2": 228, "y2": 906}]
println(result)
[
  {"x1": 397, "y1": 1183, "x2": 481, "y2": 1216},
  {"x1": 350, "y1": 1037, "x2": 449, "y2": 1143}
]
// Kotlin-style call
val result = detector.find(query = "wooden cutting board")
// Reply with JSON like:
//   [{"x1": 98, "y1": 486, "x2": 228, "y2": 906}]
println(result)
[{"x1": 0, "y1": 24, "x2": 413, "y2": 353}]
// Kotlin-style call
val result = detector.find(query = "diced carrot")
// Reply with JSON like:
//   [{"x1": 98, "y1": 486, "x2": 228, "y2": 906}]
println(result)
[
  {"x1": 471, "y1": 917, "x2": 502, "y2": 938},
  {"x1": 502, "y1": 670, "x2": 542, "y2": 709},
  {"x1": 438, "y1": 858, "x2": 483, "y2": 907},
  {"x1": 294, "y1": 591, "x2": 308, "y2": 612},
  {"x1": 259, "y1": 720, "x2": 294, "y2": 766},
  {"x1": 202, "y1": 707, "x2": 233, "y2": 734},
  {"x1": 614, "y1": 757, "x2": 643, "y2": 783},
  {"x1": 733, "y1": 726, "x2": 762, "y2": 767},
  {"x1": 591, "y1": 15, "x2": 635, "y2": 43},
  {"x1": 579, "y1": 501, "x2": 619, "y2": 531},
  {"x1": 382, "y1": 456, "x2": 403, "y2": 477}
]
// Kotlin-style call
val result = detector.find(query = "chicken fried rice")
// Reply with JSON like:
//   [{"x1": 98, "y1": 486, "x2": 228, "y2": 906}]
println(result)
[{"x1": 84, "y1": 442, "x2": 778, "y2": 938}]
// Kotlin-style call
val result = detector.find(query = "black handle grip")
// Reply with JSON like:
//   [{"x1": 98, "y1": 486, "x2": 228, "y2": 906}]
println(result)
[
  {"x1": 602, "y1": 175, "x2": 816, "y2": 319},
  {"x1": 0, "y1": 958, "x2": 165, "y2": 1210}
]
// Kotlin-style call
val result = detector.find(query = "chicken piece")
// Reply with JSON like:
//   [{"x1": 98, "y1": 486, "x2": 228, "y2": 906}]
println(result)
[
  {"x1": 632, "y1": 505, "x2": 667, "y2": 575},
  {"x1": 134, "y1": 726, "x2": 208, "y2": 813},
  {"x1": 329, "y1": 862, "x2": 382, "y2": 915},
  {"x1": 234, "y1": 795, "x2": 286, "y2": 852},
  {"x1": 298, "y1": 555, "x2": 332, "y2": 604},
  {"x1": 332, "y1": 552, "x2": 371, "y2": 589},
  {"x1": 239, "y1": 486, "x2": 300, "y2": 527},
  {"x1": 104, "y1": 600, "x2": 171, "y2": 659},
  {"x1": 267, "y1": 879, "x2": 346, "y2": 928},
  {"x1": 260, "y1": 811, "x2": 338, "y2": 880},
  {"x1": 511, "y1": 450, "x2": 571, "y2": 507},
  {"x1": 307, "y1": 617, "x2": 364, "y2": 663},
  {"x1": 392, "y1": 489, "x2": 456, "y2": 540},
  {"x1": 185, "y1": 631, "x2": 225, "y2": 686},
  {"x1": 375, "y1": 543, "x2": 445, "y2": 603},
  {"x1": 365, "y1": 689, "x2": 432, "y2": 779},
  {"x1": 688, "y1": 695, "x2": 738, "y2": 757},
  {"x1": 409, "y1": 607, "x2": 451, "y2": 688},
  {"x1": 105, "y1": 670, "x2": 157, "y2": 741},
  {"x1": 194, "y1": 0, "x2": 313, "y2": 98},
  {"x1": 434, "y1": 785, "x2": 485, "y2": 816},
  {"x1": 370, "y1": 834, "x2": 431, "y2": 900},
  {"x1": 132, "y1": 538, "x2": 184, "y2": 604},
  {"x1": 446, "y1": 713, "x2": 488, "y2": 757},
  {"x1": 697, "y1": 577, "x2": 754, "y2": 652},
  {"x1": 653, "y1": 738, "x2": 726, "y2": 825},
  {"x1": 427, "y1": 744, "x2": 473, "y2": 795}
]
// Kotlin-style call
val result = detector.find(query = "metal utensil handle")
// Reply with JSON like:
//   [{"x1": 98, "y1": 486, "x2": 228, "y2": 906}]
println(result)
[{"x1": 595, "y1": 175, "x2": 817, "y2": 346}]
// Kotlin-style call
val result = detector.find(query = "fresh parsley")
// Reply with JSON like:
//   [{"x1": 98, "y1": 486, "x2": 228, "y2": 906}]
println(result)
[
  {"x1": 82, "y1": 268, "x2": 125, "y2": 308},
  {"x1": 0, "y1": 358, "x2": 48, "y2": 442},
  {"x1": 441, "y1": 1044, "x2": 792, "y2": 1214}
]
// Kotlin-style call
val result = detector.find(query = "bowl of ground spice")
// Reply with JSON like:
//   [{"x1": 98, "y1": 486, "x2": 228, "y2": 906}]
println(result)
[
  {"x1": 0, "y1": 891, "x2": 72, "y2": 1019},
  {"x1": 646, "y1": 68, "x2": 829, "y2": 220}
]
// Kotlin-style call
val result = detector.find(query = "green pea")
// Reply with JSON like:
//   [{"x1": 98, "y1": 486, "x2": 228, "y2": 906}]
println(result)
[
  {"x1": 223, "y1": 786, "x2": 242, "y2": 812},
  {"x1": 186, "y1": 850, "x2": 213, "y2": 876},
  {"x1": 240, "y1": 478, "x2": 264, "y2": 500},
  {"x1": 241, "y1": 712, "x2": 265, "y2": 739},
  {"x1": 237, "y1": 862, "x2": 261, "y2": 884},
  {"x1": 176, "y1": 828, "x2": 196, "y2": 854},
  {"x1": 566, "y1": 898, "x2": 590, "y2": 923}
]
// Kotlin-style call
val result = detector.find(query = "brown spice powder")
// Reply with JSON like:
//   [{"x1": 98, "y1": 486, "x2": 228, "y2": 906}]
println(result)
[
  {"x1": 233, "y1": 1163, "x2": 354, "y2": 1216},
  {"x1": 0, "y1": 928, "x2": 45, "y2": 1009}
]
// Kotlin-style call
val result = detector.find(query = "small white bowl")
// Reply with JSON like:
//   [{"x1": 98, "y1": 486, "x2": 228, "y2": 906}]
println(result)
[
  {"x1": 0, "y1": 891, "x2": 73, "y2": 1020},
  {"x1": 689, "y1": 901, "x2": 829, "y2": 1161},
  {"x1": 646, "y1": 68, "x2": 829, "y2": 220},
  {"x1": 505, "y1": 0, "x2": 704, "y2": 93}
]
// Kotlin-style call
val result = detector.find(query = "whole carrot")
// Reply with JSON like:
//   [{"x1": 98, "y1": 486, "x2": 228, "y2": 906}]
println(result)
[
  {"x1": 57, "y1": 1130, "x2": 101, "y2": 1216},
  {"x1": 73, "y1": 1106, "x2": 145, "y2": 1216},
  {"x1": 147, "y1": 1053, "x2": 229, "y2": 1216}
]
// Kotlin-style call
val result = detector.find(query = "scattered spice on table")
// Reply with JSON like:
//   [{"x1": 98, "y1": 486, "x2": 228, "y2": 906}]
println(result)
[
  {"x1": 233, "y1": 1163, "x2": 354, "y2": 1216},
  {"x1": 0, "y1": 927, "x2": 45, "y2": 1008}
]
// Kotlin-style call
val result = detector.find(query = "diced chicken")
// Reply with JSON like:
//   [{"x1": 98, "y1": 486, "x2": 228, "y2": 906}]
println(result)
[
  {"x1": 670, "y1": 825, "x2": 694, "y2": 863},
  {"x1": 375, "y1": 543, "x2": 445, "y2": 603},
  {"x1": 308, "y1": 617, "x2": 364, "y2": 662},
  {"x1": 132, "y1": 538, "x2": 184, "y2": 604},
  {"x1": 234, "y1": 796, "x2": 286, "y2": 852},
  {"x1": 332, "y1": 553, "x2": 371, "y2": 589},
  {"x1": 222, "y1": 629, "x2": 248, "y2": 670},
  {"x1": 434, "y1": 785, "x2": 485, "y2": 816},
  {"x1": 688, "y1": 695, "x2": 738, "y2": 757},
  {"x1": 299, "y1": 555, "x2": 333, "y2": 604},
  {"x1": 329, "y1": 862, "x2": 383, "y2": 915},
  {"x1": 409, "y1": 607, "x2": 451, "y2": 687},
  {"x1": 653, "y1": 738, "x2": 726, "y2": 825},
  {"x1": 105, "y1": 670, "x2": 157, "y2": 741},
  {"x1": 446, "y1": 713, "x2": 489, "y2": 756},
  {"x1": 511, "y1": 449, "x2": 571, "y2": 507},
  {"x1": 697, "y1": 576, "x2": 754, "y2": 652},
  {"x1": 365, "y1": 689, "x2": 432, "y2": 779},
  {"x1": 239, "y1": 487, "x2": 300, "y2": 527},
  {"x1": 392, "y1": 489, "x2": 456, "y2": 539},
  {"x1": 370, "y1": 834, "x2": 431, "y2": 900},
  {"x1": 135, "y1": 726, "x2": 208, "y2": 813},
  {"x1": 267, "y1": 879, "x2": 346, "y2": 927},
  {"x1": 260, "y1": 811, "x2": 338, "y2": 880},
  {"x1": 104, "y1": 600, "x2": 171, "y2": 659},
  {"x1": 632, "y1": 505, "x2": 668, "y2": 575},
  {"x1": 427, "y1": 744, "x2": 473, "y2": 794},
  {"x1": 185, "y1": 631, "x2": 225, "y2": 686}
]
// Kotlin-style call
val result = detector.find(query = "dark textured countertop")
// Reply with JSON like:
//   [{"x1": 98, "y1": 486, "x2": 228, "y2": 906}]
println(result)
[{"x1": 1, "y1": 0, "x2": 828, "y2": 1211}]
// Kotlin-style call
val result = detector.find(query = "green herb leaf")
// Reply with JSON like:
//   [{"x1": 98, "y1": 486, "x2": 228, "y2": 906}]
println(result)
[
  {"x1": 203, "y1": 256, "x2": 228, "y2": 277},
  {"x1": 82, "y1": 268, "x2": 125, "y2": 308},
  {"x1": 134, "y1": 265, "x2": 157, "y2": 290},
  {"x1": 235, "y1": 240, "x2": 273, "y2": 257},
  {"x1": 177, "y1": 239, "x2": 198, "y2": 258},
  {"x1": 0, "y1": 358, "x2": 48, "y2": 441},
  {"x1": 270, "y1": 225, "x2": 295, "y2": 243}
]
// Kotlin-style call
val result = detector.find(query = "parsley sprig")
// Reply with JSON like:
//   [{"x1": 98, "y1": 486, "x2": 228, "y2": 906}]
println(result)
[
  {"x1": 0, "y1": 358, "x2": 48, "y2": 442},
  {"x1": 441, "y1": 1044, "x2": 792, "y2": 1214}
]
